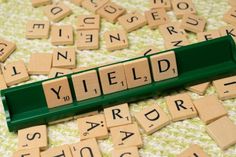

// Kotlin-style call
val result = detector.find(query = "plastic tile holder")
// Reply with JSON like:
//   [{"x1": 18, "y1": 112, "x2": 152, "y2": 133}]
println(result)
[{"x1": 2, "y1": 36, "x2": 236, "y2": 132}]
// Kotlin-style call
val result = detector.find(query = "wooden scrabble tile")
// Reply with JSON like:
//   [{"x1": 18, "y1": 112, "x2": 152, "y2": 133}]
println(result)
[
  {"x1": 150, "y1": 51, "x2": 178, "y2": 82},
  {"x1": 0, "y1": 39, "x2": 16, "y2": 62},
  {"x1": 81, "y1": 0, "x2": 109, "y2": 13},
  {"x1": 42, "y1": 77, "x2": 73, "y2": 108},
  {"x1": 172, "y1": 0, "x2": 196, "y2": 18},
  {"x1": 180, "y1": 14, "x2": 206, "y2": 33},
  {"x1": 99, "y1": 63, "x2": 127, "y2": 94},
  {"x1": 224, "y1": 8, "x2": 236, "y2": 26},
  {"x1": 52, "y1": 47, "x2": 76, "y2": 69},
  {"x1": 13, "y1": 148, "x2": 40, "y2": 157},
  {"x1": 177, "y1": 144, "x2": 209, "y2": 157},
  {"x1": 26, "y1": 20, "x2": 50, "y2": 39},
  {"x1": 44, "y1": 2, "x2": 72, "y2": 22},
  {"x1": 71, "y1": 0, "x2": 83, "y2": 6},
  {"x1": 104, "y1": 103, "x2": 131, "y2": 128},
  {"x1": 193, "y1": 95, "x2": 227, "y2": 124},
  {"x1": 219, "y1": 26, "x2": 236, "y2": 40},
  {"x1": 112, "y1": 147, "x2": 140, "y2": 157},
  {"x1": 70, "y1": 138, "x2": 102, "y2": 157},
  {"x1": 77, "y1": 30, "x2": 99, "y2": 50},
  {"x1": 145, "y1": 8, "x2": 169, "y2": 29},
  {"x1": 118, "y1": 12, "x2": 147, "y2": 32},
  {"x1": 138, "y1": 46, "x2": 160, "y2": 56},
  {"x1": 150, "y1": 0, "x2": 172, "y2": 10},
  {"x1": 229, "y1": 0, "x2": 236, "y2": 7},
  {"x1": 186, "y1": 82, "x2": 210, "y2": 95},
  {"x1": 0, "y1": 74, "x2": 7, "y2": 89},
  {"x1": 104, "y1": 30, "x2": 128, "y2": 51},
  {"x1": 159, "y1": 22, "x2": 186, "y2": 40},
  {"x1": 51, "y1": 25, "x2": 74, "y2": 46},
  {"x1": 110, "y1": 123, "x2": 143, "y2": 148},
  {"x1": 124, "y1": 58, "x2": 151, "y2": 88},
  {"x1": 97, "y1": 2, "x2": 126, "y2": 23},
  {"x1": 2, "y1": 60, "x2": 29, "y2": 86},
  {"x1": 77, "y1": 114, "x2": 108, "y2": 140},
  {"x1": 213, "y1": 75, "x2": 236, "y2": 100},
  {"x1": 18, "y1": 125, "x2": 47, "y2": 150},
  {"x1": 197, "y1": 30, "x2": 220, "y2": 42},
  {"x1": 165, "y1": 93, "x2": 197, "y2": 121},
  {"x1": 77, "y1": 15, "x2": 100, "y2": 30},
  {"x1": 48, "y1": 68, "x2": 73, "y2": 78},
  {"x1": 134, "y1": 104, "x2": 170, "y2": 135},
  {"x1": 206, "y1": 116, "x2": 236, "y2": 150},
  {"x1": 41, "y1": 145, "x2": 72, "y2": 157},
  {"x1": 28, "y1": 53, "x2": 52, "y2": 75},
  {"x1": 164, "y1": 35, "x2": 190, "y2": 49},
  {"x1": 72, "y1": 70, "x2": 101, "y2": 101},
  {"x1": 32, "y1": 0, "x2": 52, "y2": 7}
]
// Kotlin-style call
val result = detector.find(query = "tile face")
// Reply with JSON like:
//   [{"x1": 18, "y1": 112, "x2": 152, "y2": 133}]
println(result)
[
  {"x1": 81, "y1": 0, "x2": 109, "y2": 13},
  {"x1": 186, "y1": 82, "x2": 210, "y2": 95},
  {"x1": 0, "y1": 39, "x2": 16, "y2": 62},
  {"x1": 0, "y1": 74, "x2": 7, "y2": 89},
  {"x1": 41, "y1": 145, "x2": 72, "y2": 157},
  {"x1": 99, "y1": 63, "x2": 127, "y2": 94},
  {"x1": 18, "y1": 125, "x2": 47, "y2": 150},
  {"x1": 32, "y1": 0, "x2": 52, "y2": 7},
  {"x1": 110, "y1": 123, "x2": 143, "y2": 148},
  {"x1": 124, "y1": 58, "x2": 151, "y2": 88},
  {"x1": 166, "y1": 93, "x2": 197, "y2": 121},
  {"x1": 48, "y1": 68, "x2": 73, "y2": 78},
  {"x1": 219, "y1": 26, "x2": 236, "y2": 40},
  {"x1": 224, "y1": 8, "x2": 236, "y2": 26},
  {"x1": 44, "y1": 2, "x2": 72, "y2": 22},
  {"x1": 118, "y1": 12, "x2": 147, "y2": 32},
  {"x1": 77, "y1": 114, "x2": 108, "y2": 140},
  {"x1": 28, "y1": 53, "x2": 52, "y2": 75},
  {"x1": 77, "y1": 30, "x2": 99, "y2": 50},
  {"x1": 213, "y1": 75, "x2": 236, "y2": 100},
  {"x1": 104, "y1": 30, "x2": 128, "y2": 51},
  {"x1": 104, "y1": 103, "x2": 132, "y2": 128},
  {"x1": 112, "y1": 147, "x2": 140, "y2": 157},
  {"x1": 229, "y1": 0, "x2": 236, "y2": 7},
  {"x1": 180, "y1": 14, "x2": 206, "y2": 33},
  {"x1": 177, "y1": 144, "x2": 209, "y2": 157},
  {"x1": 2, "y1": 60, "x2": 29, "y2": 86},
  {"x1": 172, "y1": 0, "x2": 196, "y2": 18},
  {"x1": 206, "y1": 116, "x2": 236, "y2": 150},
  {"x1": 193, "y1": 95, "x2": 227, "y2": 124},
  {"x1": 134, "y1": 105, "x2": 170, "y2": 135},
  {"x1": 159, "y1": 22, "x2": 186, "y2": 40},
  {"x1": 145, "y1": 8, "x2": 169, "y2": 29},
  {"x1": 52, "y1": 47, "x2": 76, "y2": 69},
  {"x1": 42, "y1": 77, "x2": 73, "y2": 108},
  {"x1": 150, "y1": 0, "x2": 172, "y2": 10},
  {"x1": 150, "y1": 51, "x2": 178, "y2": 82},
  {"x1": 77, "y1": 15, "x2": 100, "y2": 30},
  {"x1": 72, "y1": 70, "x2": 101, "y2": 101},
  {"x1": 26, "y1": 20, "x2": 50, "y2": 39},
  {"x1": 197, "y1": 30, "x2": 220, "y2": 42},
  {"x1": 51, "y1": 25, "x2": 74, "y2": 46},
  {"x1": 13, "y1": 148, "x2": 40, "y2": 157},
  {"x1": 70, "y1": 138, "x2": 102, "y2": 157},
  {"x1": 139, "y1": 46, "x2": 159, "y2": 56},
  {"x1": 97, "y1": 2, "x2": 126, "y2": 23},
  {"x1": 164, "y1": 35, "x2": 189, "y2": 49}
]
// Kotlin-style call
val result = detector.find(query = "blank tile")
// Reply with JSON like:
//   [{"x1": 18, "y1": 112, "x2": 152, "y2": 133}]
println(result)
[
  {"x1": 81, "y1": 0, "x2": 109, "y2": 13},
  {"x1": 41, "y1": 145, "x2": 72, "y2": 157},
  {"x1": 77, "y1": 15, "x2": 100, "y2": 30},
  {"x1": 180, "y1": 14, "x2": 206, "y2": 33},
  {"x1": 206, "y1": 116, "x2": 236, "y2": 150},
  {"x1": 31, "y1": 0, "x2": 52, "y2": 7},
  {"x1": 48, "y1": 68, "x2": 73, "y2": 78},
  {"x1": 159, "y1": 22, "x2": 186, "y2": 40},
  {"x1": 42, "y1": 77, "x2": 73, "y2": 108},
  {"x1": 219, "y1": 25, "x2": 236, "y2": 40},
  {"x1": 172, "y1": 0, "x2": 196, "y2": 18},
  {"x1": 112, "y1": 147, "x2": 140, "y2": 157},
  {"x1": 13, "y1": 148, "x2": 40, "y2": 157},
  {"x1": 164, "y1": 35, "x2": 190, "y2": 49},
  {"x1": 150, "y1": 0, "x2": 172, "y2": 10},
  {"x1": 138, "y1": 46, "x2": 160, "y2": 56},
  {"x1": 104, "y1": 30, "x2": 128, "y2": 51},
  {"x1": 51, "y1": 25, "x2": 74, "y2": 46},
  {"x1": 197, "y1": 30, "x2": 220, "y2": 42},
  {"x1": 186, "y1": 82, "x2": 210, "y2": 95},
  {"x1": 26, "y1": 20, "x2": 50, "y2": 39},
  {"x1": 224, "y1": 8, "x2": 236, "y2": 26},
  {"x1": 0, "y1": 39, "x2": 16, "y2": 62},
  {"x1": 145, "y1": 8, "x2": 169, "y2": 29},
  {"x1": 0, "y1": 74, "x2": 7, "y2": 89},
  {"x1": 77, "y1": 30, "x2": 99, "y2": 50},
  {"x1": 177, "y1": 144, "x2": 209, "y2": 157}
]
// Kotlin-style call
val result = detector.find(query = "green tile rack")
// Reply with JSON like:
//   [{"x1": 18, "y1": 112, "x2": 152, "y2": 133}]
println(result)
[{"x1": 1, "y1": 36, "x2": 236, "y2": 132}]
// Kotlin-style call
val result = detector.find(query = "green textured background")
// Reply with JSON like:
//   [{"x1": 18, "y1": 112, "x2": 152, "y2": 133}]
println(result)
[{"x1": 0, "y1": 0, "x2": 236, "y2": 156}]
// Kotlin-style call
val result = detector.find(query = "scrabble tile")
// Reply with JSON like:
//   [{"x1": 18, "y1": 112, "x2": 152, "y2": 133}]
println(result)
[
  {"x1": 193, "y1": 95, "x2": 227, "y2": 124},
  {"x1": 219, "y1": 25, "x2": 236, "y2": 40},
  {"x1": 159, "y1": 22, "x2": 186, "y2": 40},
  {"x1": 110, "y1": 123, "x2": 143, "y2": 148},
  {"x1": 26, "y1": 20, "x2": 50, "y2": 39},
  {"x1": 206, "y1": 116, "x2": 236, "y2": 150},
  {"x1": 42, "y1": 77, "x2": 73, "y2": 108},
  {"x1": 172, "y1": 0, "x2": 196, "y2": 18},
  {"x1": 180, "y1": 14, "x2": 206, "y2": 33},
  {"x1": 150, "y1": 0, "x2": 172, "y2": 10},
  {"x1": 48, "y1": 68, "x2": 73, "y2": 78},
  {"x1": 99, "y1": 63, "x2": 127, "y2": 94},
  {"x1": 77, "y1": 30, "x2": 99, "y2": 50},
  {"x1": 81, "y1": 0, "x2": 109, "y2": 13},
  {"x1": 72, "y1": 70, "x2": 101, "y2": 101},
  {"x1": 70, "y1": 138, "x2": 102, "y2": 157},
  {"x1": 112, "y1": 147, "x2": 140, "y2": 157},
  {"x1": 0, "y1": 39, "x2": 16, "y2": 62},
  {"x1": 150, "y1": 51, "x2": 178, "y2": 82},
  {"x1": 164, "y1": 35, "x2": 190, "y2": 49},
  {"x1": 229, "y1": 0, "x2": 236, "y2": 7},
  {"x1": 13, "y1": 148, "x2": 40, "y2": 157},
  {"x1": 0, "y1": 74, "x2": 7, "y2": 89},
  {"x1": 104, "y1": 30, "x2": 128, "y2": 51},
  {"x1": 104, "y1": 103, "x2": 131, "y2": 128},
  {"x1": 186, "y1": 82, "x2": 210, "y2": 95},
  {"x1": 97, "y1": 2, "x2": 126, "y2": 23},
  {"x1": 41, "y1": 145, "x2": 72, "y2": 157},
  {"x1": 77, "y1": 114, "x2": 108, "y2": 140},
  {"x1": 44, "y1": 2, "x2": 72, "y2": 22},
  {"x1": 145, "y1": 8, "x2": 169, "y2": 29},
  {"x1": 71, "y1": 0, "x2": 83, "y2": 6},
  {"x1": 177, "y1": 144, "x2": 209, "y2": 157},
  {"x1": 197, "y1": 30, "x2": 220, "y2": 42},
  {"x1": 138, "y1": 46, "x2": 160, "y2": 56},
  {"x1": 18, "y1": 125, "x2": 47, "y2": 150},
  {"x1": 118, "y1": 12, "x2": 147, "y2": 32},
  {"x1": 213, "y1": 75, "x2": 236, "y2": 100},
  {"x1": 52, "y1": 47, "x2": 76, "y2": 69},
  {"x1": 165, "y1": 93, "x2": 197, "y2": 121},
  {"x1": 224, "y1": 8, "x2": 236, "y2": 26},
  {"x1": 31, "y1": 0, "x2": 52, "y2": 7},
  {"x1": 124, "y1": 58, "x2": 151, "y2": 88},
  {"x1": 51, "y1": 25, "x2": 74, "y2": 46},
  {"x1": 77, "y1": 15, "x2": 100, "y2": 30},
  {"x1": 2, "y1": 60, "x2": 29, "y2": 86}
]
